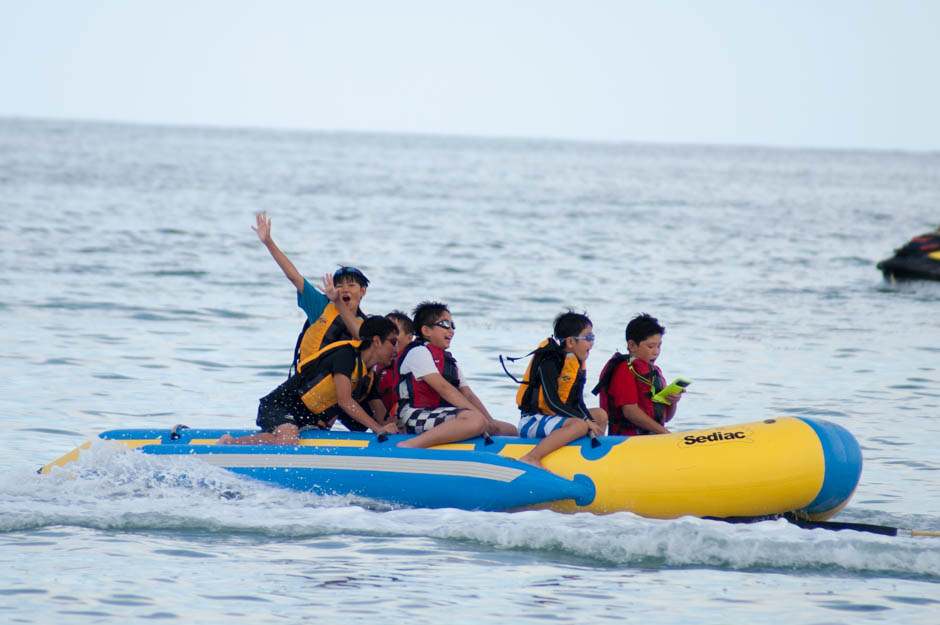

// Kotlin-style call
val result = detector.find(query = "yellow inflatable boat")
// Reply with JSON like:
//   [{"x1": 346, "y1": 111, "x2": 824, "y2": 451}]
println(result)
[{"x1": 41, "y1": 416, "x2": 862, "y2": 521}]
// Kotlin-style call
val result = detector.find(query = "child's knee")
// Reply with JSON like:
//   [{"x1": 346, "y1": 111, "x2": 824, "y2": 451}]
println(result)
[
  {"x1": 565, "y1": 418, "x2": 589, "y2": 436},
  {"x1": 459, "y1": 409, "x2": 487, "y2": 435}
]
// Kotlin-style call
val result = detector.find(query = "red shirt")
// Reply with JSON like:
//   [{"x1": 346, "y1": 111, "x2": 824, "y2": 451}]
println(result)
[{"x1": 600, "y1": 358, "x2": 664, "y2": 436}]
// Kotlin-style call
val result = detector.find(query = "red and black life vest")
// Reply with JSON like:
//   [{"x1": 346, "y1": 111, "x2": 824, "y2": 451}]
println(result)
[
  {"x1": 592, "y1": 353, "x2": 665, "y2": 435},
  {"x1": 396, "y1": 341, "x2": 461, "y2": 409}
]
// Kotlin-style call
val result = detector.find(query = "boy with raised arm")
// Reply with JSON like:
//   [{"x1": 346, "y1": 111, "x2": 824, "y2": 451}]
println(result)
[
  {"x1": 396, "y1": 301, "x2": 517, "y2": 448},
  {"x1": 252, "y1": 211, "x2": 368, "y2": 375},
  {"x1": 593, "y1": 313, "x2": 683, "y2": 435},
  {"x1": 514, "y1": 311, "x2": 607, "y2": 470},
  {"x1": 218, "y1": 316, "x2": 401, "y2": 446}
]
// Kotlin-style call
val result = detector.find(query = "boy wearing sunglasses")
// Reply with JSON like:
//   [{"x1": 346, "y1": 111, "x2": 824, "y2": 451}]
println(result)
[
  {"x1": 592, "y1": 313, "x2": 682, "y2": 435},
  {"x1": 396, "y1": 301, "x2": 517, "y2": 448},
  {"x1": 514, "y1": 311, "x2": 607, "y2": 470},
  {"x1": 251, "y1": 211, "x2": 368, "y2": 376}
]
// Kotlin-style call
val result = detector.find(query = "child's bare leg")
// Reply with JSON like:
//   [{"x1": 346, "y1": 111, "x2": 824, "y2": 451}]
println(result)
[
  {"x1": 397, "y1": 409, "x2": 486, "y2": 448},
  {"x1": 216, "y1": 423, "x2": 300, "y2": 445},
  {"x1": 518, "y1": 418, "x2": 589, "y2": 469},
  {"x1": 486, "y1": 418, "x2": 518, "y2": 436},
  {"x1": 589, "y1": 407, "x2": 608, "y2": 434}
]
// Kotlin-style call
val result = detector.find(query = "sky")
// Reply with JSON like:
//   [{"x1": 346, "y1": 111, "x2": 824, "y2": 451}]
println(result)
[{"x1": 2, "y1": 0, "x2": 939, "y2": 152}]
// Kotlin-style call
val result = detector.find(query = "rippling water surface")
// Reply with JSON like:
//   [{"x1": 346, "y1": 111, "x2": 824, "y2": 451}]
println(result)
[{"x1": 1, "y1": 118, "x2": 939, "y2": 623}]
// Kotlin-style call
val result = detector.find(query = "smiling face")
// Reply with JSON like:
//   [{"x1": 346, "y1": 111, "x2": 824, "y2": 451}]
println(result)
[
  {"x1": 334, "y1": 277, "x2": 367, "y2": 309},
  {"x1": 421, "y1": 311, "x2": 455, "y2": 350},
  {"x1": 628, "y1": 334, "x2": 662, "y2": 364},
  {"x1": 564, "y1": 324, "x2": 595, "y2": 362}
]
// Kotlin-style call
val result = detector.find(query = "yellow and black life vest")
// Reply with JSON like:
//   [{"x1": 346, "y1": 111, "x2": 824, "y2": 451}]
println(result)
[
  {"x1": 295, "y1": 340, "x2": 375, "y2": 415},
  {"x1": 513, "y1": 338, "x2": 585, "y2": 416},
  {"x1": 291, "y1": 303, "x2": 366, "y2": 376}
]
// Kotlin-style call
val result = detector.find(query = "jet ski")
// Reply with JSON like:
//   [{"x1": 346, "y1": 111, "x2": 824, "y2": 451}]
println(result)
[{"x1": 877, "y1": 227, "x2": 940, "y2": 281}]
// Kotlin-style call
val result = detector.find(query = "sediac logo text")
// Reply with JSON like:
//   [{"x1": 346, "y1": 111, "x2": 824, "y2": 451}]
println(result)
[{"x1": 683, "y1": 430, "x2": 748, "y2": 446}]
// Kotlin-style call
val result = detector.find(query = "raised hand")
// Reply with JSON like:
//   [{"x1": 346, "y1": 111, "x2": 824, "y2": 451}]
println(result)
[
  {"x1": 320, "y1": 273, "x2": 338, "y2": 301},
  {"x1": 252, "y1": 211, "x2": 272, "y2": 243}
]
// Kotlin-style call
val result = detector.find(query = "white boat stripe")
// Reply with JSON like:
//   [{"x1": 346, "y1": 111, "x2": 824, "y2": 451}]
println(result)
[{"x1": 196, "y1": 454, "x2": 526, "y2": 483}]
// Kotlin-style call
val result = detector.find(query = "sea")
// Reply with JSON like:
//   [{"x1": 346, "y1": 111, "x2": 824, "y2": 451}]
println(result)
[{"x1": 1, "y1": 117, "x2": 938, "y2": 624}]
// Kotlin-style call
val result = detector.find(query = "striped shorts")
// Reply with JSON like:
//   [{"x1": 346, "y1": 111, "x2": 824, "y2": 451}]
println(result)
[
  {"x1": 400, "y1": 405, "x2": 466, "y2": 434},
  {"x1": 518, "y1": 413, "x2": 570, "y2": 439}
]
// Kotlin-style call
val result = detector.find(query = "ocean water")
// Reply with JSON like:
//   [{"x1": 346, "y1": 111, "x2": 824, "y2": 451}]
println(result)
[{"x1": 1, "y1": 117, "x2": 939, "y2": 624}]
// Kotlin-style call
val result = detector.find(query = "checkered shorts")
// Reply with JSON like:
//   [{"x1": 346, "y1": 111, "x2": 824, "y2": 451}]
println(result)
[{"x1": 400, "y1": 404, "x2": 466, "y2": 434}]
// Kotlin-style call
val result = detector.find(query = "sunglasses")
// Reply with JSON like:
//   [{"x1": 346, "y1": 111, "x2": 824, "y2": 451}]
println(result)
[
  {"x1": 333, "y1": 266, "x2": 369, "y2": 284},
  {"x1": 385, "y1": 337, "x2": 399, "y2": 348},
  {"x1": 570, "y1": 333, "x2": 596, "y2": 342},
  {"x1": 432, "y1": 320, "x2": 456, "y2": 330}
]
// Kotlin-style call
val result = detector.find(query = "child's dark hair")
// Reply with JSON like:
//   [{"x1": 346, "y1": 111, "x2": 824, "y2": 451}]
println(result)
[
  {"x1": 385, "y1": 310, "x2": 414, "y2": 336},
  {"x1": 412, "y1": 301, "x2": 450, "y2": 336},
  {"x1": 332, "y1": 266, "x2": 370, "y2": 288},
  {"x1": 626, "y1": 313, "x2": 665, "y2": 344},
  {"x1": 553, "y1": 310, "x2": 592, "y2": 342},
  {"x1": 359, "y1": 315, "x2": 398, "y2": 346}
]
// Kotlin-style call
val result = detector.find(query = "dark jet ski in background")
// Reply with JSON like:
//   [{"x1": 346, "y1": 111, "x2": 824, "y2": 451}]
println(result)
[{"x1": 877, "y1": 226, "x2": 940, "y2": 281}]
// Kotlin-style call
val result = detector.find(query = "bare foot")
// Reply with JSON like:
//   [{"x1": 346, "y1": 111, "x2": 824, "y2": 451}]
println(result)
[
  {"x1": 517, "y1": 454, "x2": 544, "y2": 469},
  {"x1": 216, "y1": 434, "x2": 234, "y2": 445}
]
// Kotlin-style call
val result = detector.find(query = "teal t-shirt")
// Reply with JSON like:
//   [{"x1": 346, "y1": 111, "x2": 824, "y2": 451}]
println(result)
[{"x1": 297, "y1": 278, "x2": 329, "y2": 322}]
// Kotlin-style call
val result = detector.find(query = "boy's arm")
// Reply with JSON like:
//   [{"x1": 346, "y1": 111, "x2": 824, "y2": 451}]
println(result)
[
  {"x1": 253, "y1": 211, "x2": 305, "y2": 293},
  {"x1": 460, "y1": 386, "x2": 492, "y2": 419},
  {"x1": 621, "y1": 404, "x2": 670, "y2": 434},
  {"x1": 420, "y1": 373, "x2": 475, "y2": 410},
  {"x1": 663, "y1": 399, "x2": 679, "y2": 423},
  {"x1": 536, "y1": 360, "x2": 590, "y2": 421},
  {"x1": 333, "y1": 374, "x2": 397, "y2": 434},
  {"x1": 368, "y1": 398, "x2": 389, "y2": 425}
]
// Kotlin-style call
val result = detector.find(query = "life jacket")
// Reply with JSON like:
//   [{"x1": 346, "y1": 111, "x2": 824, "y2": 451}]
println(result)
[
  {"x1": 291, "y1": 303, "x2": 366, "y2": 376},
  {"x1": 376, "y1": 363, "x2": 399, "y2": 417},
  {"x1": 513, "y1": 338, "x2": 585, "y2": 416},
  {"x1": 592, "y1": 353, "x2": 665, "y2": 435},
  {"x1": 294, "y1": 340, "x2": 375, "y2": 415},
  {"x1": 397, "y1": 341, "x2": 461, "y2": 409}
]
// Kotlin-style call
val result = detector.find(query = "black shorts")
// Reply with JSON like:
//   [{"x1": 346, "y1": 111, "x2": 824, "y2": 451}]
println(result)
[{"x1": 256, "y1": 393, "x2": 328, "y2": 433}]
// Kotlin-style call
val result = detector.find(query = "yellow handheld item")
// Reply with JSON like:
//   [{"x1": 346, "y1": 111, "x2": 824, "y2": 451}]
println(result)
[{"x1": 652, "y1": 378, "x2": 690, "y2": 404}]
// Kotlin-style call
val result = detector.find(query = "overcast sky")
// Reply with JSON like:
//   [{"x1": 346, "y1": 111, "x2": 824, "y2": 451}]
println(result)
[{"x1": 2, "y1": 0, "x2": 938, "y2": 151}]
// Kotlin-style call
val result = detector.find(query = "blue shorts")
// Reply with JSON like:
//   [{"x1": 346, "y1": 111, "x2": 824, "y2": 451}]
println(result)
[{"x1": 518, "y1": 413, "x2": 569, "y2": 438}]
